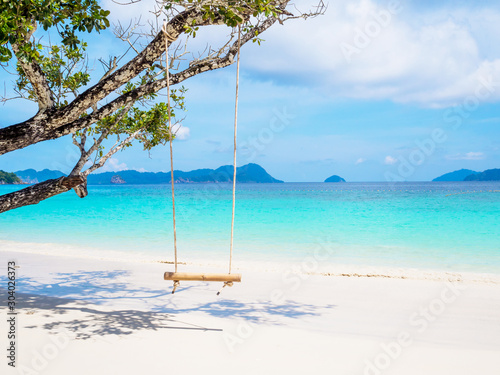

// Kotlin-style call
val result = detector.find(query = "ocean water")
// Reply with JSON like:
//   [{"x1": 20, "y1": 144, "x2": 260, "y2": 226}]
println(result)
[{"x1": 0, "y1": 182, "x2": 499, "y2": 274}]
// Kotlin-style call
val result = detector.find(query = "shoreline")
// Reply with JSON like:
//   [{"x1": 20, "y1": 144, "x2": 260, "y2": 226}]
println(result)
[{"x1": 2, "y1": 239, "x2": 499, "y2": 284}]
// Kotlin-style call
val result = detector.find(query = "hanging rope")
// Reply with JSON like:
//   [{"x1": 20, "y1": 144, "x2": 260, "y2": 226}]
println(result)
[
  {"x1": 163, "y1": 22, "x2": 178, "y2": 274},
  {"x1": 229, "y1": 25, "x2": 242, "y2": 276}
]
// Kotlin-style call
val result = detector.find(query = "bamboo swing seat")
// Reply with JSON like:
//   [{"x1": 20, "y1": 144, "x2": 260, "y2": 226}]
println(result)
[{"x1": 164, "y1": 272, "x2": 242, "y2": 283}]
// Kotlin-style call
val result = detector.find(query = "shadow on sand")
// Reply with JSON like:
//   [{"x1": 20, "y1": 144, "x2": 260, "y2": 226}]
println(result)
[{"x1": 0, "y1": 270, "x2": 335, "y2": 340}]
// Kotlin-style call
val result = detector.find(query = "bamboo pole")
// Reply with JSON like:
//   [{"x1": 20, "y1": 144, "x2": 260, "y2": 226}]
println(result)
[{"x1": 164, "y1": 272, "x2": 242, "y2": 282}]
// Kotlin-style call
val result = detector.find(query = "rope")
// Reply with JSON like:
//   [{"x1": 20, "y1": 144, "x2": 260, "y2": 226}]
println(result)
[
  {"x1": 217, "y1": 281, "x2": 233, "y2": 295},
  {"x1": 229, "y1": 25, "x2": 241, "y2": 275},
  {"x1": 163, "y1": 21, "x2": 178, "y2": 274}
]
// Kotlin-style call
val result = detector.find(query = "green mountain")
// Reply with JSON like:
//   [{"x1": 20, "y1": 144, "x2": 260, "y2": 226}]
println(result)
[
  {"x1": 15, "y1": 164, "x2": 283, "y2": 185},
  {"x1": 464, "y1": 168, "x2": 500, "y2": 181},
  {"x1": 0, "y1": 170, "x2": 22, "y2": 184},
  {"x1": 432, "y1": 169, "x2": 478, "y2": 182},
  {"x1": 324, "y1": 175, "x2": 346, "y2": 183},
  {"x1": 89, "y1": 163, "x2": 283, "y2": 184}
]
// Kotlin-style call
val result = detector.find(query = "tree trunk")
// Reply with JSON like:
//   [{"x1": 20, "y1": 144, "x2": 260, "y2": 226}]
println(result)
[{"x1": 0, "y1": 176, "x2": 85, "y2": 214}]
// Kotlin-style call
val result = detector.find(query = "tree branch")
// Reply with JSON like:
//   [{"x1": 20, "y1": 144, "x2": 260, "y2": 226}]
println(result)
[
  {"x1": 84, "y1": 129, "x2": 142, "y2": 176},
  {"x1": 0, "y1": 176, "x2": 85, "y2": 214},
  {"x1": 11, "y1": 23, "x2": 55, "y2": 112}
]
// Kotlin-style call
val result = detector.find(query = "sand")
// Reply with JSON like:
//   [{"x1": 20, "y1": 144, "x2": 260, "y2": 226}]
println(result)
[{"x1": 1, "y1": 248, "x2": 500, "y2": 375}]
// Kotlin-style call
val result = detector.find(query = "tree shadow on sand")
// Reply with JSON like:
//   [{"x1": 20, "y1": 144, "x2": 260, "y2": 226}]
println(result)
[{"x1": 0, "y1": 270, "x2": 335, "y2": 340}]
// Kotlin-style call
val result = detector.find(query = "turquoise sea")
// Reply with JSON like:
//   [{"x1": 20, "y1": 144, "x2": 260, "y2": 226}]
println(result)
[{"x1": 1, "y1": 182, "x2": 499, "y2": 273}]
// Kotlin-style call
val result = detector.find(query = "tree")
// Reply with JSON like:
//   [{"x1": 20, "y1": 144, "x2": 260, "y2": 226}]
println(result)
[
  {"x1": 0, "y1": 0, "x2": 324, "y2": 213},
  {"x1": 0, "y1": 170, "x2": 22, "y2": 184}
]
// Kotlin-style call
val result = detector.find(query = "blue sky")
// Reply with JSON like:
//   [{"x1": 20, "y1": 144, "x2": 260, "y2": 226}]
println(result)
[{"x1": 1, "y1": 0, "x2": 499, "y2": 182}]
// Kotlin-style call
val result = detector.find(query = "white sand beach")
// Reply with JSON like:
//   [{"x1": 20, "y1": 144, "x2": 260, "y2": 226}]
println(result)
[{"x1": 2, "y1": 248, "x2": 500, "y2": 375}]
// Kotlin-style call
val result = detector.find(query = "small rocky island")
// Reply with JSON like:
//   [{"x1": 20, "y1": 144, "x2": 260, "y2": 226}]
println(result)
[
  {"x1": 111, "y1": 175, "x2": 126, "y2": 184},
  {"x1": 324, "y1": 175, "x2": 346, "y2": 183}
]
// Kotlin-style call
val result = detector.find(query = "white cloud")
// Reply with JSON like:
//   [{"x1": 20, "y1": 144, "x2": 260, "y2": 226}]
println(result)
[
  {"x1": 100, "y1": 0, "x2": 500, "y2": 108},
  {"x1": 243, "y1": 0, "x2": 500, "y2": 107},
  {"x1": 384, "y1": 155, "x2": 397, "y2": 165},
  {"x1": 100, "y1": 158, "x2": 128, "y2": 172},
  {"x1": 172, "y1": 124, "x2": 190, "y2": 140},
  {"x1": 355, "y1": 157, "x2": 366, "y2": 164},
  {"x1": 446, "y1": 152, "x2": 486, "y2": 160}
]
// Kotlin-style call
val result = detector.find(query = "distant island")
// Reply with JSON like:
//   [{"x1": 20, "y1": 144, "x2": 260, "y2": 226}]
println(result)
[
  {"x1": 464, "y1": 168, "x2": 500, "y2": 181},
  {"x1": 0, "y1": 170, "x2": 23, "y2": 184},
  {"x1": 433, "y1": 168, "x2": 500, "y2": 181},
  {"x1": 324, "y1": 175, "x2": 346, "y2": 183},
  {"x1": 14, "y1": 163, "x2": 283, "y2": 185},
  {"x1": 432, "y1": 169, "x2": 478, "y2": 182},
  {"x1": 11, "y1": 166, "x2": 500, "y2": 185},
  {"x1": 15, "y1": 168, "x2": 65, "y2": 184}
]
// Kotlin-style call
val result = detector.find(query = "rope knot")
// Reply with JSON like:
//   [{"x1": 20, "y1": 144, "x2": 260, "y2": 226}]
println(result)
[
  {"x1": 217, "y1": 281, "x2": 234, "y2": 295},
  {"x1": 162, "y1": 25, "x2": 177, "y2": 43},
  {"x1": 172, "y1": 280, "x2": 180, "y2": 294}
]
